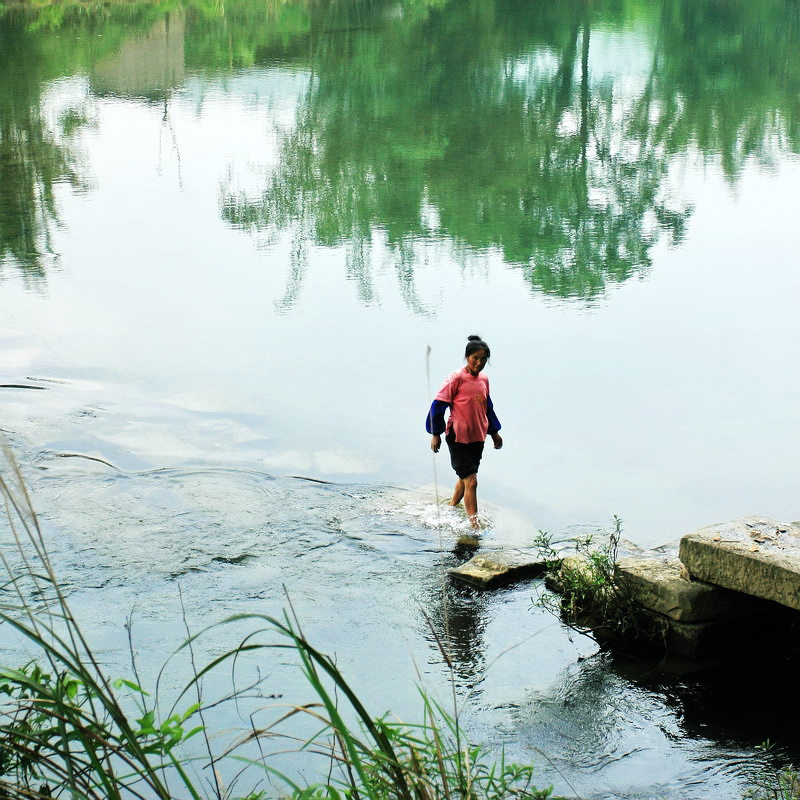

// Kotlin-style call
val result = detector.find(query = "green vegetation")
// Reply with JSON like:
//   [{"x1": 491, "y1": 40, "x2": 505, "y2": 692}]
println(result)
[
  {"x1": 535, "y1": 530, "x2": 800, "y2": 799},
  {"x1": 744, "y1": 742, "x2": 800, "y2": 800},
  {"x1": 219, "y1": 0, "x2": 800, "y2": 304},
  {"x1": 0, "y1": 443, "x2": 556, "y2": 798},
  {"x1": 534, "y1": 518, "x2": 622, "y2": 620},
  {"x1": 0, "y1": 10, "x2": 85, "y2": 283},
  {"x1": 220, "y1": 0, "x2": 694, "y2": 306},
  {"x1": 533, "y1": 517, "x2": 664, "y2": 649}
]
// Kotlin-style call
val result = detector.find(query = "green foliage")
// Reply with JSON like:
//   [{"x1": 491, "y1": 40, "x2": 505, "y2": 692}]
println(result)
[
  {"x1": 0, "y1": 663, "x2": 203, "y2": 795},
  {"x1": 221, "y1": 0, "x2": 694, "y2": 306},
  {"x1": 218, "y1": 0, "x2": 800, "y2": 305},
  {"x1": 535, "y1": 518, "x2": 682, "y2": 654},
  {"x1": 534, "y1": 516, "x2": 659, "y2": 651},
  {"x1": 534, "y1": 517, "x2": 621, "y2": 620},
  {"x1": 0, "y1": 662, "x2": 80, "y2": 791},
  {"x1": 262, "y1": 626, "x2": 556, "y2": 800},
  {"x1": 4, "y1": 0, "x2": 800, "y2": 296},
  {"x1": 130, "y1": 704, "x2": 204, "y2": 757}
]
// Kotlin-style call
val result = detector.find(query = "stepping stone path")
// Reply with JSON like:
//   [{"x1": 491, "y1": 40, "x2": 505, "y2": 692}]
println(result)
[
  {"x1": 450, "y1": 516, "x2": 800, "y2": 659},
  {"x1": 616, "y1": 555, "x2": 754, "y2": 621}
]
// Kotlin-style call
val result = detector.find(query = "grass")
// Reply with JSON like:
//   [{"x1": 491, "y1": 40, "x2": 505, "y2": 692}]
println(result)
[
  {"x1": 743, "y1": 742, "x2": 800, "y2": 800},
  {"x1": 534, "y1": 516, "x2": 675, "y2": 652},
  {"x1": 533, "y1": 517, "x2": 624, "y2": 623},
  {"x1": 0, "y1": 441, "x2": 558, "y2": 799}
]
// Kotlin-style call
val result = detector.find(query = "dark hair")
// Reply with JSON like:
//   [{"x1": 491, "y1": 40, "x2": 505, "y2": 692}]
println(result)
[{"x1": 464, "y1": 334, "x2": 490, "y2": 359}]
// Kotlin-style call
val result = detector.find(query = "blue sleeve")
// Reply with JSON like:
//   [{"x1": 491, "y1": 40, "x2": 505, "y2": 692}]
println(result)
[
  {"x1": 487, "y1": 395, "x2": 501, "y2": 434},
  {"x1": 425, "y1": 400, "x2": 449, "y2": 434}
]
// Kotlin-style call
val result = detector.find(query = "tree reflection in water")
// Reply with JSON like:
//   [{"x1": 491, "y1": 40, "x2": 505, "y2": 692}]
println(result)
[
  {"x1": 220, "y1": 0, "x2": 799, "y2": 307},
  {"x1": 0, "y1": 2, "x2": 180, "y2": 284},
  {"x1": 0, "y1": 16, "x2": 86, "y2": 284},
  {"x1": 2, "y1": 0, "x2": 799, "y2": 296}
]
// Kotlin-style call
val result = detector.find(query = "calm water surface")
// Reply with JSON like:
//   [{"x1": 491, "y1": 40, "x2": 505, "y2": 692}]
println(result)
[{"x1": 2, "y1": 0, "x2": 800, "y2": 796}]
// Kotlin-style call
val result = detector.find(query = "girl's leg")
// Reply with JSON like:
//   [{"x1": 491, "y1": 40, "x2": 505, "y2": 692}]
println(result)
[
  {"x1": 463, "y1": 473, "x2": 478, "y2": 527},
  {"x1": 449, "y1": 478, "x2": 465, "y2": 506}
]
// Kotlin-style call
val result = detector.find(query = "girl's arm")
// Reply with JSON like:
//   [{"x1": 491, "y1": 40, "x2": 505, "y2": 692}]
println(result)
[
  {"x1": 487, "y1": 396, "x2": 503, "y2": 449},
  {"x1": 487, "y1": 396, "x2": 501, "y2": 434},
  {"x1": 425, "y1": 399, "x2": 449, "y2": 434}
]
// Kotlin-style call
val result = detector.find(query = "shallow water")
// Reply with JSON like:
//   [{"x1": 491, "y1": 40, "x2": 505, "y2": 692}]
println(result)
[
  {"x1": 4, "y1": 438, "x2": 799, "y2": 798},
  {"x1": 2, "y1": 0, "x2": 800, "y2": 795}
]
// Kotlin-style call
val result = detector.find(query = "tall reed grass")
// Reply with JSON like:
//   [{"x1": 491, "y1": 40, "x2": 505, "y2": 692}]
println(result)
[{"x1": 0, "y1": 442, "x2": 557, "y2": 799}]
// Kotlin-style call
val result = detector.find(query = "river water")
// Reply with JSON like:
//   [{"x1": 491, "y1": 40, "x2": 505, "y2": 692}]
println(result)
[{"x1": 1, "y1": 0, "x2": 800, "y2": 796}]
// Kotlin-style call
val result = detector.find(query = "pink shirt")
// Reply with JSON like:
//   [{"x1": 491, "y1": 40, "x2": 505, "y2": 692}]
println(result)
[{"x1": 435, "y1": 368, "x2": 491, "y2": 443}]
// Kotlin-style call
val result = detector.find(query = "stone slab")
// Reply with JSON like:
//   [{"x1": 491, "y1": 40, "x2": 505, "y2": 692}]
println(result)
[
  {"x1": 625, "y1": 607, "x2": 751, "y2": 660},
  {"x1": 448, "y1": 550, "x2": 547, "y2": 588},
  {"x1": 679, "y1": 517, "x2": 800, "y2": 610},
  {"x1": 616, "y1": 555, "x2": 761, "y2": 622}
]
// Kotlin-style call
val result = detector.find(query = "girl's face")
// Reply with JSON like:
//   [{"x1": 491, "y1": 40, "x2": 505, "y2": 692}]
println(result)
[{"x1": 466, "y1": 350, "x2": 488, "y2": 375}]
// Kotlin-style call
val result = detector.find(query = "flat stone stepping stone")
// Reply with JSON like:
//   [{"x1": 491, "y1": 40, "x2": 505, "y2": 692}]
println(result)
[
  {"x1": 616, "y1": 555, "x2": 763, "y2": 622},
  {"x1": 455, "y1": 533, "x2": 481, "y2": 550},
  {"x1": 679, "y1": 517, "x2": 800, "y2": 610},
  {"x1": 448, "y1": 549, "x2": 547, "y2": 588}
]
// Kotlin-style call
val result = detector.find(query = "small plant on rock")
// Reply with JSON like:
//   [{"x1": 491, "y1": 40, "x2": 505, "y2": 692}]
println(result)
[
  {"x1": 533, "y1": 517, "x2": 621, "y2": 616},
  {"x1": 533, "y1": 517, "x2": 661, "y2": 648}
]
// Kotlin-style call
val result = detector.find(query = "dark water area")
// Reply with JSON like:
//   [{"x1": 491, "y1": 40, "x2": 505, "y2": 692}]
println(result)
[{"x1": 2, "y1": 0, "x2": 800, "y2": 796}]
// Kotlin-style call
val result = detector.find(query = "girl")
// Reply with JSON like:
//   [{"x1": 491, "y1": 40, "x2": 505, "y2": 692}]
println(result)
[{"x1": 426, "y1": 335, "x2": 503, "y2": 528}]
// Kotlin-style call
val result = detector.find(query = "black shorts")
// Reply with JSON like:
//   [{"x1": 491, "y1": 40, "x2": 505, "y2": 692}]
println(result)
[{"x1": 445, "y1": 430, "x2": 484, "y2": 479}]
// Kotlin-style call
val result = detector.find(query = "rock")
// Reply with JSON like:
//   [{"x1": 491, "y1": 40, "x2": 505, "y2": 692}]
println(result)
[
  {"x1": 608, "y1": 606, "x2": 756, "y2": 660},
  {"x1": 545, "y1": 549, "x2": 780, "y2": 660},
  {"x1": 455, "y1": 533, "x2": 481, "y2": 550},
  {"x1": 679, "y1": 517, "x2": 800, "y2": 611},
  {"x1": 448, "y1": 549, "x2": 547, "y2": 588},
  {"x1": 637, "y1": 599, "x2": 798, "y2": 660},
  {"x1": 616, "y1": 555, "x2": 762, "y2": 622},
  {"x1": 544, "y1": 554, "x2": 603, "y2": 594}
]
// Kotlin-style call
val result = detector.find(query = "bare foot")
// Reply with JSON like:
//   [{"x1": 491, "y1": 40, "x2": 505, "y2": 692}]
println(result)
[
  {"x1": 449, "y1": 499, "x2": 461, "y2": 507},
  {"x1": 468, "y1": 514, "x2": 480, "y2": 530}
]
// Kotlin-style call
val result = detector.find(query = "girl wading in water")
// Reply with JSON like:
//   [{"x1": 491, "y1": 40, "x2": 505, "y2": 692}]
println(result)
[{"x1": 426, "y1": 335, "x2": 503, "y2": 529}]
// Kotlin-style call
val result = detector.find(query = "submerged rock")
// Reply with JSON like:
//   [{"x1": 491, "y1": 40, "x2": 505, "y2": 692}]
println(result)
[
  {"x1": 609, "y1": 605, "x2": 765, "y2": 660},
  {"x1": 679, "y1": 517, "x2": 800, "y2": 611}
]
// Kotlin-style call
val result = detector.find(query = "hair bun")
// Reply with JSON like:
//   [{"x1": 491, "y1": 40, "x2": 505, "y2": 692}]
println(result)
[{"x1": 464, "y1": 335, "x2": 490, "y2": 359}]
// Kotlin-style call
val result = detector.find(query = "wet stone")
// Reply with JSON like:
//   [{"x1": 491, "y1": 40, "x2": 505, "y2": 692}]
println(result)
[
  {"x1": 616, "y1": 555, "x2": 762, "y2": 622},
  {"x1": 448, "y1": 549, "x2": 547, "y2": 588},
  {"x1": 679, "y1": 517, "x2": 800, "y2": 611},
  {"x1": 629, "y1": 600, "x2": 798, "y2": 661}
]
